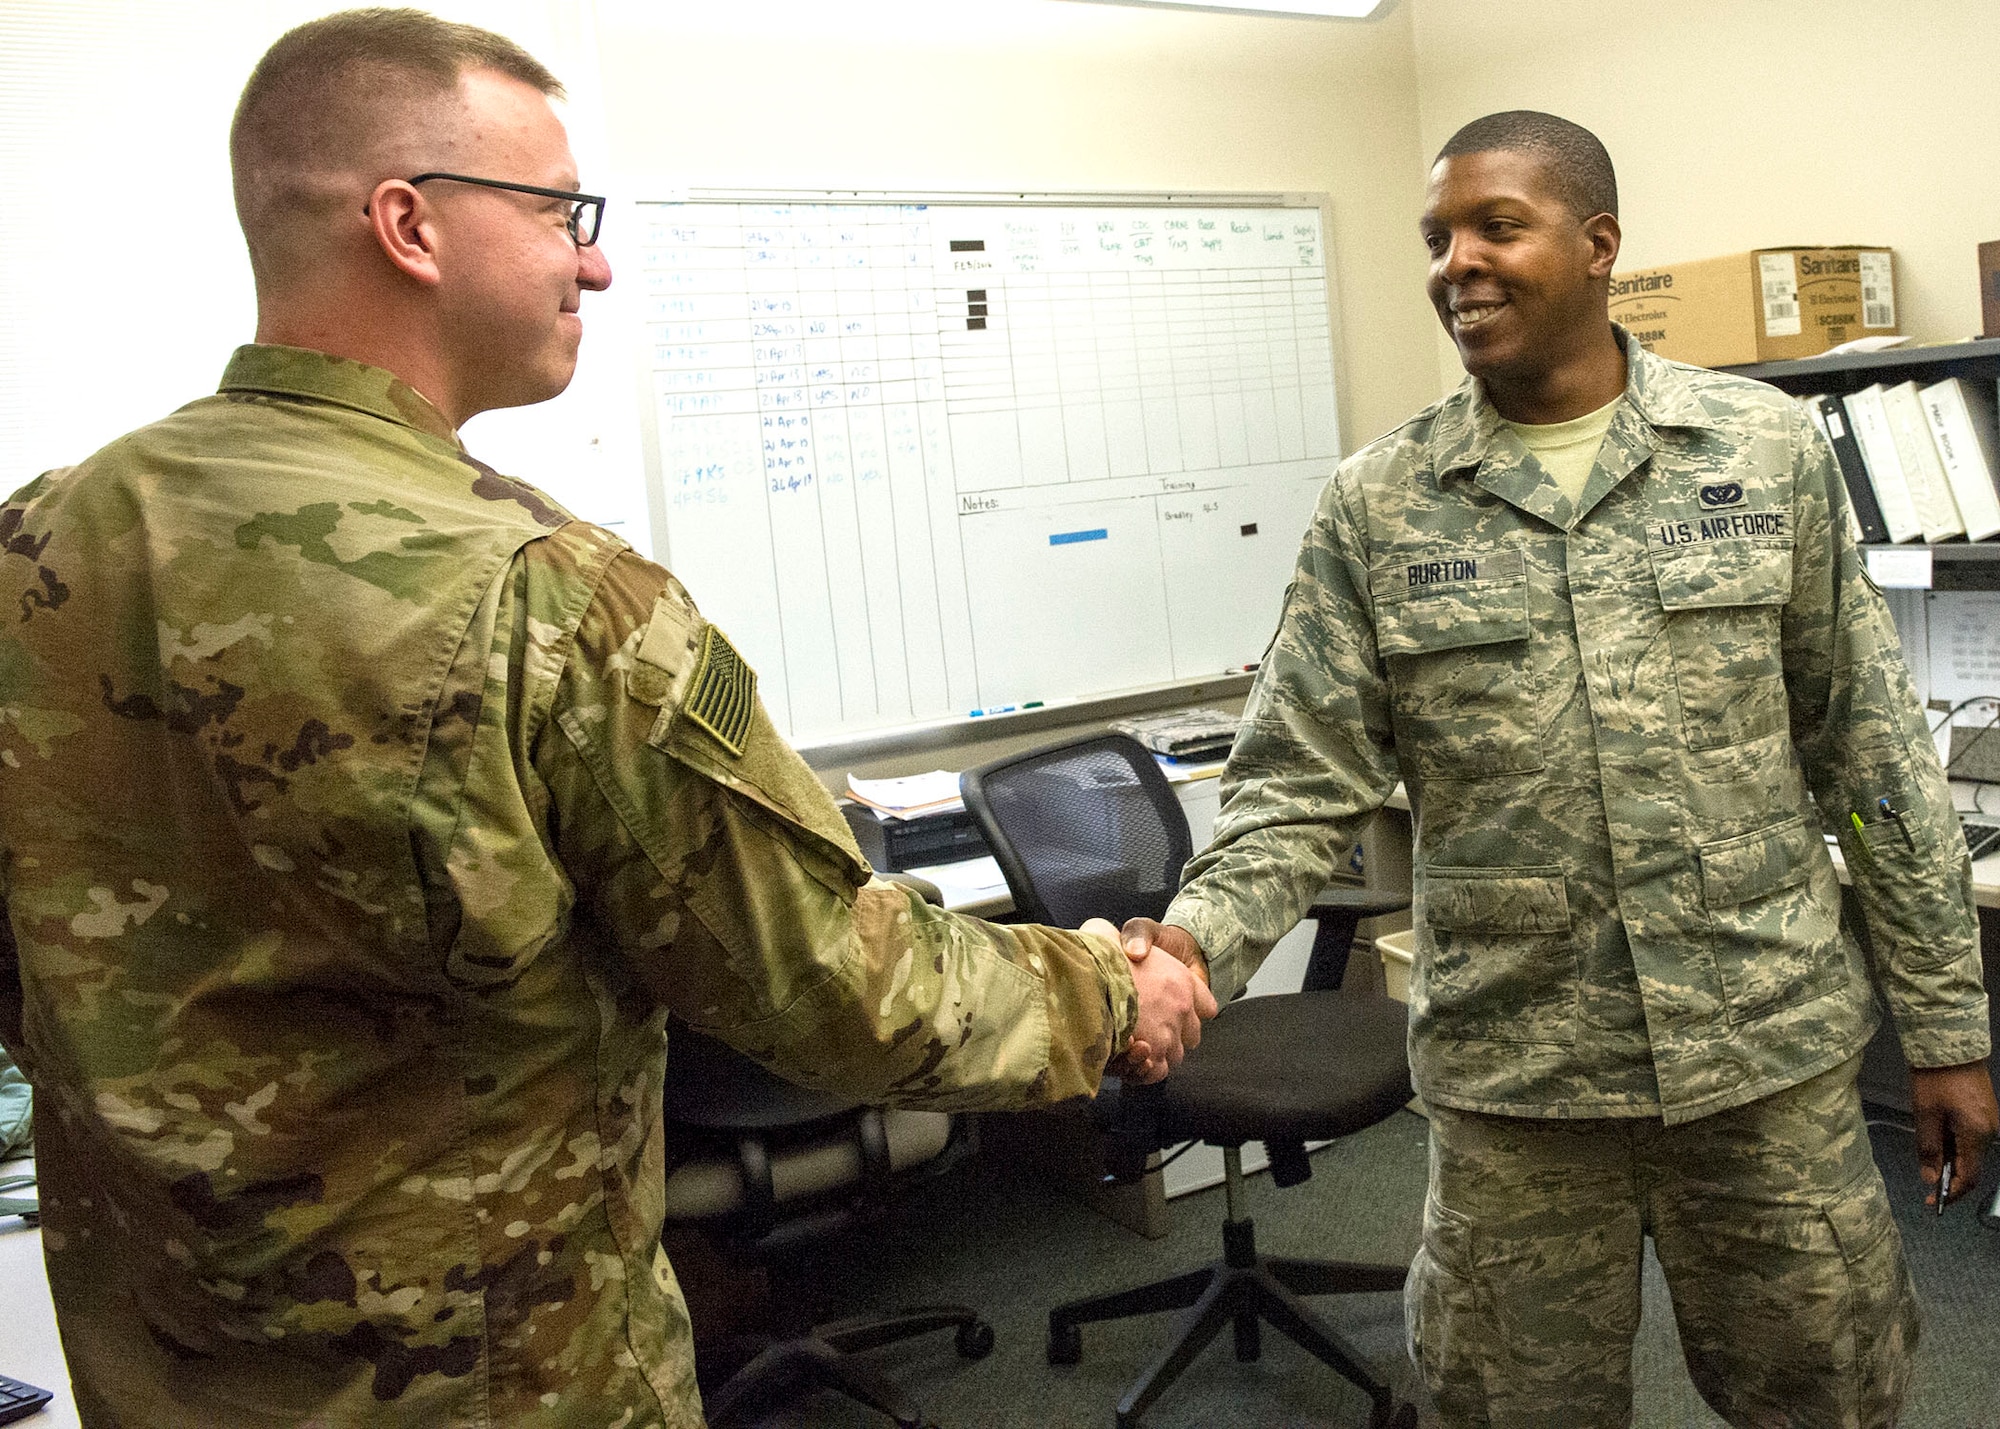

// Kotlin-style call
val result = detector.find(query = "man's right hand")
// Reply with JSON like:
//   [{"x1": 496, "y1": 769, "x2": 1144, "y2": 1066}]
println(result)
[{"x1": 1109, "y1": 922, "x2": 1218, "y2": 1084}]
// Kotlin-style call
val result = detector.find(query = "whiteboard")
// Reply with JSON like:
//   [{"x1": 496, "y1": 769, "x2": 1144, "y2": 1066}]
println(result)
[{"x1": 635, "y1": 193, "x2": 1341, "y2": 745}]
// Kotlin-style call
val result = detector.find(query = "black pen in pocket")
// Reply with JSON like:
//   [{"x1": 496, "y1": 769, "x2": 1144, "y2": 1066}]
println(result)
[{"x1": 1878, "y1": 797, "x2": 1915, "y2": 853}]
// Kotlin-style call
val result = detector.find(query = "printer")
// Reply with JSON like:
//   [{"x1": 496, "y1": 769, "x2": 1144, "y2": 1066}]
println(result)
[{"x1": 840, "y1": 800, "x2": 991, "y2": 872}]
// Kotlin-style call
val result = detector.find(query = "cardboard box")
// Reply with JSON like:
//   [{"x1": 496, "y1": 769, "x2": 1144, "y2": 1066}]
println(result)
[{"x1": 1609, "y1": 247, "x2": 1896, "y2": 368}]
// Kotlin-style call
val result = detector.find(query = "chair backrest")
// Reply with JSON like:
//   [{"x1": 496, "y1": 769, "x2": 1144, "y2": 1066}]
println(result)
[{"x1": 959, "y1": 732, "x2": 1192, "y2": 929}]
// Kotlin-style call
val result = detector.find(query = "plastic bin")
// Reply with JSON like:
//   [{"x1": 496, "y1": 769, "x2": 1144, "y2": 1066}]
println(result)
[{"x1": 1376, "y1": 928, "x2": 1414, "y2": 1004}]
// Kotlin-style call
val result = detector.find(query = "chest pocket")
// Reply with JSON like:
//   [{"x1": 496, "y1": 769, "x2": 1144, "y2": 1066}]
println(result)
[
  {"x1": 1372, "y1": 547, "x2": 1541, "y2": 779},
  {"x1": 1650, "y1": 538, "x2": 1791, "y2": 751}
]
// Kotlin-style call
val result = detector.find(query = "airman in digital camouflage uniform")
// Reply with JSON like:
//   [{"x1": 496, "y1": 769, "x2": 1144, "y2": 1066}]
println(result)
[
  {"x1": 1125, "y1": 112, "x2": 1998, "y2": 1426},
  {"x1": 0, "y1": 11, "x2": 1215, "y2": 1427}
]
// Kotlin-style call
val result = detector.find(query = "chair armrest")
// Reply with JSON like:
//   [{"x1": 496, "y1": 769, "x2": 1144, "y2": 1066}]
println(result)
[
  {"x1": 1303, "y1": 885, "x2": 1412, "y2": 922},
  {"x1": 1301, "y1": 885, "x2": 1412, "y2": 993}
]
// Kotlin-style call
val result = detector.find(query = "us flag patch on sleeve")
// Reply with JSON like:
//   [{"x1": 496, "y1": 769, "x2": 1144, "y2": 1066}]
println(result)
[{"x1": 683, "y1": 625, "x2": 757, "y2": 757}]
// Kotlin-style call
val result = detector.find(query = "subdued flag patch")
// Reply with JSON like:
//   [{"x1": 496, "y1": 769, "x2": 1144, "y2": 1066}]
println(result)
[{"x1": 683, "y1": 625, "x2": 756, "y2": 757}]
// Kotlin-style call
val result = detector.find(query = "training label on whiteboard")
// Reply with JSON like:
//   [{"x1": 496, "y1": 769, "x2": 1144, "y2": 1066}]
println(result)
[{"x1": 639, "y1": 200, "x2": 1340, "y2": 742}]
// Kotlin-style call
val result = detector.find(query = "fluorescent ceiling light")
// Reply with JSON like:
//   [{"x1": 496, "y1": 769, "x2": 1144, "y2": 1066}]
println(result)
[{"x1": 1067, "y1": 0, "x2": 1390, "y2": 17}]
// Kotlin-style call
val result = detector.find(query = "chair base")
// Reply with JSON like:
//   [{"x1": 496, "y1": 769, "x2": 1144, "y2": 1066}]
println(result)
[
  {"x1": 1048, "y1": 1215, "x2": 1414, "y2": 1429},
  {"x1": 704, "y1": 1305, "x2": 994, "y2": 1428}
]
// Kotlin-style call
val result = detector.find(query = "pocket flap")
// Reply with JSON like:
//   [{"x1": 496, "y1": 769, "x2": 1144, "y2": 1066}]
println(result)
[
  {"x1": 1823, "y1": 1168, "x2": 1896, "y2": 1265},
  {"x1": 1651, "y1": 540, "x2": 1792, "y2": 611},
  {"x1": 1424, "y1": 865, "x2": 1570, "y2": 933},
  {"x1": 1372, "y1": 547, "x2": 1529, "y2": 656},
  {"x1": 1699, "y1": 816, "x2": 1818, "y2": 908}
]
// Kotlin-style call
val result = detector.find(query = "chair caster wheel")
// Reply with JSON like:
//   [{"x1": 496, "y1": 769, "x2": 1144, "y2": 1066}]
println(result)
[
  {"x1": 955, "y1": 1318, "x2": 995, "y2": 1360},
  {"x1": 1369, "y1": 1401, "x2": 1417, "y2": 1429},
  {"x1": 1046, "y1": 1321, "x2": 1082, "y2": 1365}
]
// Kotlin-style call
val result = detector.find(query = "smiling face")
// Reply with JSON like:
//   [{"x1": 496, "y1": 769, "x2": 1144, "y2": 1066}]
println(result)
[
  {"x1": 425, "y1": 68, "x2": 612, "y2": 418},
  {"x1": 1420, "y1": 147, "x2": 1622, "y2": 419}
]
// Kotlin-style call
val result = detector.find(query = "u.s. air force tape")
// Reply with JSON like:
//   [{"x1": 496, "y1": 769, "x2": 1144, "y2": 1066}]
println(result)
[{"x1": 683, "y1": 625, "x2": 757, "y2": 757}]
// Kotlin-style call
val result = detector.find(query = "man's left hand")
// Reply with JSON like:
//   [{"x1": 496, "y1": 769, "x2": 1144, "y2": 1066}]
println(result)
[{"x1": 1909, "y1": 1059, "x2": 1999, "y2": 1210}]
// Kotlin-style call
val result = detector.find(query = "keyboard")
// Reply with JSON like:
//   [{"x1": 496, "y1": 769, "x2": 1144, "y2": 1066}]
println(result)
[
  {"x1": 0, "y1": 1374, "x2": 51, "y2": 1425},
  {"x1": 1964, "y1": 813, "x2": 2000, "y2": 862}
]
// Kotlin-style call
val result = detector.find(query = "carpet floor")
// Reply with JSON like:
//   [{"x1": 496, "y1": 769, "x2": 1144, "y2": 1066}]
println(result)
[{"x1": 708, "y1": 1110, "x2": 1999, "y2": 1428}]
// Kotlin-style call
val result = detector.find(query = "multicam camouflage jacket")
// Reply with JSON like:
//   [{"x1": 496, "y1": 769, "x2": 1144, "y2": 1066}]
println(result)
[
  {"x1": 1169, "y1": 330, "x2": 1989, "y2": 1124},
  {"x1": 0, "y1": 345, "x2": 1137, "y2": 1427}
]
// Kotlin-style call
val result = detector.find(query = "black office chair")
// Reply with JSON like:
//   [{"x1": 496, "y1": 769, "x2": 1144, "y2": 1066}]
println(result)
[
  {"x1": 960, "y1": 732, "x2": 1418, "y2": 1429},
  {"x1": 661, "y1": 876, "x2": 994, "y2": 1429}
]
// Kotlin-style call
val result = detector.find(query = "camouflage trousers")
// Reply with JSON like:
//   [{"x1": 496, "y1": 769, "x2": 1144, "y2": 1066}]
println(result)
[{"x1": 1405, "y1": 1057, "x2": 1920, "y2": 1428}]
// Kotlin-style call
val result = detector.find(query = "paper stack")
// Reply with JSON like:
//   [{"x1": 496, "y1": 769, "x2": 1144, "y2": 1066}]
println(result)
[{"x1": 845, "y1": 769, "x2": 964, "y2": 820}]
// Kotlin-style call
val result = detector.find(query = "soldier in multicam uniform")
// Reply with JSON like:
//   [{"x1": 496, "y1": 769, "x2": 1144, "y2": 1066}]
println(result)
[
  {"x1": 1124, "y1": 112, "x2": 1999, "y2": 1426},
  {"x1": 0, "y1": 11, "x2": 1217, "y2": 1427}
]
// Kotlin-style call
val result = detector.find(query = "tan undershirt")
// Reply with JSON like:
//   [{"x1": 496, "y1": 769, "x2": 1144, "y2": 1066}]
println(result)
[{"x1": 1503, "y1": 395, "x2": 1622, "y2": 504}]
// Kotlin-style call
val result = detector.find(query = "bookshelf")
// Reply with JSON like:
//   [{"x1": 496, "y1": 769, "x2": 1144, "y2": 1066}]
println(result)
[
  {"x1": 1722, "y1": 338, "x2": 2000, "y2": 395},
  {"x1": 1723, "y1": 339, "x2": 2000, "y2": 589}
]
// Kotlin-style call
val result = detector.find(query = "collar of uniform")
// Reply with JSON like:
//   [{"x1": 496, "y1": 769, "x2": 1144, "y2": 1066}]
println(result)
[
  {"x1": 217, "y1": 344, "x2": 462, "y2": 446},
  {"x1": 1617, "y1": 326, "x2": 1725, "y2": 434},
  {"x1": 1427, "y1": 325, "x2": 1723, "y2": 528},
  {"x1": 1431, "y1": 325, "x2": 1719, "y2": 479}
]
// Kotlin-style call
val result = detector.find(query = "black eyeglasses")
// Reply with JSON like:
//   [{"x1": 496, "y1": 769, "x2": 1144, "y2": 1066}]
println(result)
[{"x1": 406, "y1": 172, "x2": 605, "y2": 247}]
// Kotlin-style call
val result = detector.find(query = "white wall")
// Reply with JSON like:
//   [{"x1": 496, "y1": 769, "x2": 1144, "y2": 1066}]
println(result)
[
  {"x1": 1410, "y1": 0, "x2": 2000, "y2": 387},
  {"x1": 0, "y1": 0, "x2": 648, "y2": 546},
  {"x1": 0, "y1": 1, "x2": 1441, "y2": 554},
  {"x1": 593, "y1": 0, "x2": 1439, "y2": 452},
  {"x1": 1407, "y1": 0, "x2": 2000, "y2": 727},
  {"x1": 11, "y1": 2, "x2": 1999, "y2": 591}
]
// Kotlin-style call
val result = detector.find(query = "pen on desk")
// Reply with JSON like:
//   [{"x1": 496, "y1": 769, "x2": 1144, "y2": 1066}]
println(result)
[{"x1": 1878, "y1": 797, "x2": 1915, "y2": 852}]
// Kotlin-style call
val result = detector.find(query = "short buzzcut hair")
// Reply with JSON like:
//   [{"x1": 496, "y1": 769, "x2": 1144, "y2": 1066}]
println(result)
[
  {"x1": 230, "y1": 8, "x2": 563, "y2": 287},
  {"x1": 1435, "y1": 111, "x2": 1618, "y2": 221}
]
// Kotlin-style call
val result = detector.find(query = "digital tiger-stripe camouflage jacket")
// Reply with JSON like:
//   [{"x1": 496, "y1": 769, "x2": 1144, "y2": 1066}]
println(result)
[{"x1": 1168, "y1": 330, "x2": 1988, "y2": 1124}]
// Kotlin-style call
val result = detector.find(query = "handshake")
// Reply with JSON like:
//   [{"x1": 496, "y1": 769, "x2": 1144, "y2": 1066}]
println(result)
[{"x1": 1080, "y1": 917, "x2": 1219, "y2": 1085}]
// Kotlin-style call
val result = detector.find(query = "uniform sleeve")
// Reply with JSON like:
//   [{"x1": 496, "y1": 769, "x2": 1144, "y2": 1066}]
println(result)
[
  {"x1": 1164, "y1": 473, "x2": 1402, "y2": 1000},
  {"x1": 1783, "y1": 403, "x2": 1991, "y2": 1068},
  {"x1": 538, "y1": 551, "x2": 1137, "y2": 1108},
  {"x1": 0, "y1": 896, "x2": 21, "y2": 1062}
]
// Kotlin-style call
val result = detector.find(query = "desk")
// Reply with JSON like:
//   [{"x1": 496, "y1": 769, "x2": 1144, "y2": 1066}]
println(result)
[
  {"x1": 0, "y1": 1156, "x2": 76, "y2": 1427},
  {"x1": 902, "y1": 854, "x2": 1010, "y2": 918}
]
